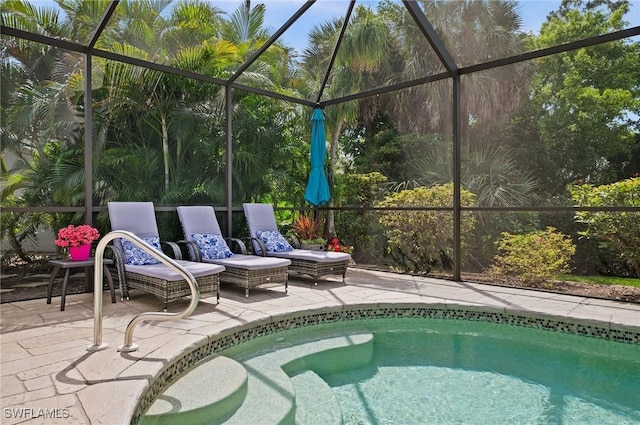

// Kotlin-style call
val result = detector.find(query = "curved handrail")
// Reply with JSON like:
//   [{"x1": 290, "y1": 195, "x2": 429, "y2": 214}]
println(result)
[{"x1": 87, "y1": 230, "x2": 200, "y2": 353}]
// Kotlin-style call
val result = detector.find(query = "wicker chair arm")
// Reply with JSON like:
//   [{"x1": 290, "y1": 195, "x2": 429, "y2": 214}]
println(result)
[
  {"x1": 289, "y1": 235, "x2": 301, "y2": 249},
  {"x1": 226, "y1": 237, "x2": 248, "y2": 255},
  {"x1": 106, "y1": 244, "x2": 129, "y2": 300},
  {"x1": 177, "y1": 240, "x2": 203, "y2": 262},
  {"x1": 250, "y1": 237, "x2": 268, "y2": 256},
  {"x1": 161, "y1": 241, "x2": 183, "y2": 260}
]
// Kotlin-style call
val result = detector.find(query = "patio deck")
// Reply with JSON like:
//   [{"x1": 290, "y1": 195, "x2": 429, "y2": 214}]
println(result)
[{"x1": 1, "y1": 268, "x2": 639, "y2": 425}]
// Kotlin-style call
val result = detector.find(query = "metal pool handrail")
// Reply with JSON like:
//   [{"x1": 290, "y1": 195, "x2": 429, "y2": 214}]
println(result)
[{"x1": 86, "y1": 230, "x2": 200, "y2": 353}]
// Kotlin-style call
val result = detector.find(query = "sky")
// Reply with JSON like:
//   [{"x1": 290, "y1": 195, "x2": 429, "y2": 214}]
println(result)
[
  {"x1": 22, "y1": 0, "x2": 640, "y2": 53},
  {"x1": 206, "y1": 0, "x2": 638, "y2": 52}
]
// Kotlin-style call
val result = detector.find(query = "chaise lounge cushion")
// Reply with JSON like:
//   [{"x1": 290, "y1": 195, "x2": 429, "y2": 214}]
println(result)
[
  {"x1": 176, "y1": 205, "x2": 291, "y2": 272},
  {"x1": 124, "y1": 259, "x2": 224, "y2": 281},
  {"x1": 262, "y1": 248, "x2": 350, "y2": 263},
  {"x1": 243, "y1": 203, "x2": 350, "y2": 284},
  {"x1": 204, "y1": 254, "x2": 290, "y2": 270},
  {"x1": 108, "y1": 201, "x2": 224, "y2": 305}
]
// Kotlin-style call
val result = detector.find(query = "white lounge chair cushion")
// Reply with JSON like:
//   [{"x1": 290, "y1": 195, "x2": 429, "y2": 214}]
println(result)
[
  {"x1": 121, "y1": 236, "x2": 162, "y2": 265},
  {"x1": 256, "y1": 230, "x2": 294, "y2": 253},
  {"x1": 266, "y1": 249, "x2": 350, "y2": 263},
  {"x1": 124, "y1": 260, "x2": 225, "y2": 281},
  {"x1": 201, "y1": 254, "x2": 291, "y2": 271},
  {"x1": 191, "y1": 233, "x2": 233, "y2": 259}
]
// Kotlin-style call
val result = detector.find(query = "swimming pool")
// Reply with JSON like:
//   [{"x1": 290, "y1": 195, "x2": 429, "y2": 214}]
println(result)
[{"x1": 140, "y1": 313, "x2": 640, "y2": 425}]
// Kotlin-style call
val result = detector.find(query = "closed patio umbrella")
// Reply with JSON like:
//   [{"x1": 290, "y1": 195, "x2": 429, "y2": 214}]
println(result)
[{"x1": 304, "y1": 108, "x2": 331, "y2": 206}]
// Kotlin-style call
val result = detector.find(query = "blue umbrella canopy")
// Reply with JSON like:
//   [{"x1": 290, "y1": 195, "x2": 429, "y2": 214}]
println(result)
[{"x1": 304, "y1": 108, "x2": 331, "y2": 206}]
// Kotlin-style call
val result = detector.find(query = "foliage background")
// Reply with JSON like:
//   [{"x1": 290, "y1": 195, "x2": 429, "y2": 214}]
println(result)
[{"x1": 1, "y1": 0, "x2": 639, "y2": 279}]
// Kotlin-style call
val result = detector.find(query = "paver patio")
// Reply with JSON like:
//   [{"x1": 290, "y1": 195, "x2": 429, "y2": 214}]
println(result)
[{"x1": 1, "y1": 268, "x2": 639, "y2": 424}]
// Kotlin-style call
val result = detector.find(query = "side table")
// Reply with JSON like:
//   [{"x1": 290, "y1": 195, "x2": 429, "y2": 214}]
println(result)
[{"x1": 47, "y1": 258, "x2": 115, "y2": 311}]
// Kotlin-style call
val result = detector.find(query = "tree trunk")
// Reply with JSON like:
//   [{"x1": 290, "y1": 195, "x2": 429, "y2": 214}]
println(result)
[
  {"x1": 325, "y1": 117, "x2": 345, "y2": 239},
  {"x1": 161, "y1": 112, "x2": 170, "y2": 191},
  {"x1": 7, "y1": 227, "x2": 31, "y2": 263}
]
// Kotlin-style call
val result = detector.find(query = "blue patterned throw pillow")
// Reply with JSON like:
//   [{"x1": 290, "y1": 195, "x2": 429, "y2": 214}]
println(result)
[
  {"x1": 121, "y1": 236, "x2": 162, "y2": 265},
  {"x1": 191, "y1": 233, "x2": 234, "y2": 260},
  {"x1": 257, "y1": 230, "x2": 293, "y2": 253}
]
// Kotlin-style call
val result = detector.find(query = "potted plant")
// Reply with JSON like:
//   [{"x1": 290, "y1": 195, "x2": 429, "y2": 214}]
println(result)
[
  {"x1": 292, "y1": 214, "x2": 326, "y2": 250},
  {"x1": 55, "y1": 224, "x2": 100, "y2": 261}
]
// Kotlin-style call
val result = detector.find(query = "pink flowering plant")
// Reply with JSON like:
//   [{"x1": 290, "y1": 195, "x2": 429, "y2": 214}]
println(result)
[{"x1": 55, "y1": 224, "x2": 100, "y2": 248}]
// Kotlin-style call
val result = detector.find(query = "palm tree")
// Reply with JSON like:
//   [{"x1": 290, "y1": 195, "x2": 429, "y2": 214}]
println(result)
[
  {"x1": 94, "y1": 1, "x2": 234, "y2": 195},
  {"x1": 405, "y1": 138, "x2": 540, "y2": 261},
  {"x1": 1, "y1": 0, "x2": 87, "y2": 215},
  {"x1": 301, "y1": 6, "x2": 394, "y2": 236},
  {"x1": 222, "y1": 0, "x2": 270, "y2": 45},
  {"x1": 379, "y1": 0, "x2": 530, "y2": 150}
]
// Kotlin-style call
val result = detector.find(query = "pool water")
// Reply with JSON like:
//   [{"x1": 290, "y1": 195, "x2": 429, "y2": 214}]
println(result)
[
  {"x1": 146, "y1": 318, "x2": 640, "y2": 425},
  {"x1": 319, "y1": 320, "x2": 640, "y2": 424}
]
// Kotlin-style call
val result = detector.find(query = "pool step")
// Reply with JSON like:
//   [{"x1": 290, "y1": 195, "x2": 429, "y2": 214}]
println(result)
[
  {"x1": 223, "y1": 331, "x2": 374, "y2": 425},
  {"x1": 141, "y1": 355, "x2": 247, "y2": 425},
  {"x1": 291, "y1": 371, "x2": 342, "y2": 425}
]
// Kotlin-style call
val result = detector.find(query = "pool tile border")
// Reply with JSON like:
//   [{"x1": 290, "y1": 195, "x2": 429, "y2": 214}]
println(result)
[{"x1": 131, "y1": 304, "x2": 640, "y2": 424}]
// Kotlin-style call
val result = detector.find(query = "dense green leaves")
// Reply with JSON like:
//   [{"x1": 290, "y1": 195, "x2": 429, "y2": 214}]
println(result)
[
  {"x1": 490, "y1": 227, "x2": 576, "y2": 282},
  {"x1": 1, "y1": 0, "x2": 638, "y2": 278},
  {"x1": 377, "y1": 184, "x2": 477, "y2": 273},
  {"x1": 569, "y1": 177, "x2": 640, "y2": 277},
  {"x1": 514, "y1": 2, "x2": 640, "y2": 193}
]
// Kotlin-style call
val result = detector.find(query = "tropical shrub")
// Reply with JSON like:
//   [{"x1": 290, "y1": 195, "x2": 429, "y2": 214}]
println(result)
[
  {"x1": 376, "y1": 183, "x2": 476, "y2": 273},
  {"x1": 292, "y1": 214, "x2": 323, "y2": 243},
  {"x1": 490, "y1": 227, "x2": 576, "y2": 283},
  {"x1": 334, "y1": 172, "x2": 389, "y2": 262},
  {"x1": 568, "y1": 177, "x2": 640, "y2": 277}
]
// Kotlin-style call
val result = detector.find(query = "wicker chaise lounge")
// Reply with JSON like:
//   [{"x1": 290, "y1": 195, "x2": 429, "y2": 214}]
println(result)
[
  {"x1": 108, "y1": 202, "x2": 224, "y2": 309},
  {"x1": 177, "y1": 206, "x2": 291, "y2": 297},
  {"x1": 243, "y1": 203, "x2": 350, "y2": 285}
]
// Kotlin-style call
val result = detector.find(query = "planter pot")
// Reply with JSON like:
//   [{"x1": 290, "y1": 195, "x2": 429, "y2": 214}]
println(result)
[
  {"x1": 300, "y1": 243, "x2": 325, "y2": 251},
  {"x1": 69, "y1": 244, "x2": 91, "y2": 261}
]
